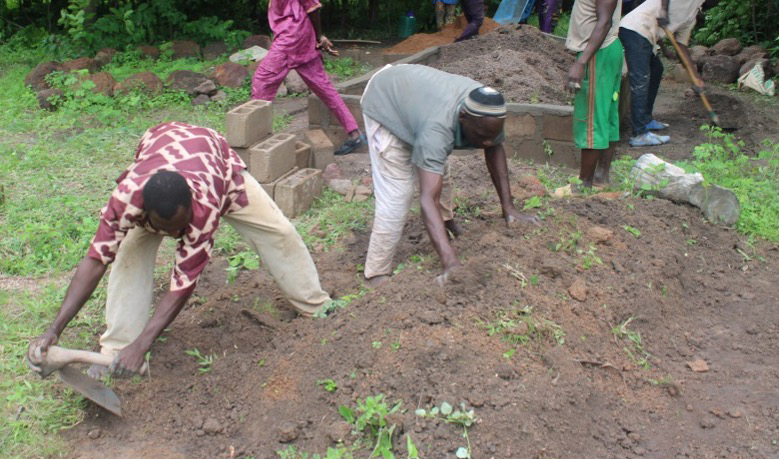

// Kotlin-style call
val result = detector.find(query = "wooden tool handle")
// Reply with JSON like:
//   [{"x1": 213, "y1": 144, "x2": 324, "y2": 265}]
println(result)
[
  {"x1": 662, "y1": 27, "x2": 719, "y2": 125},
  {"x1": 33, "y1": 345, "x2": 148, "y2": 376}
]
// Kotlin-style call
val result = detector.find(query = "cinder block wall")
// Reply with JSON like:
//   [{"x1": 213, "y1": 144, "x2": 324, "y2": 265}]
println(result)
[{"x1": 308, "y1": 45, "x2": 585, "y2": 168}]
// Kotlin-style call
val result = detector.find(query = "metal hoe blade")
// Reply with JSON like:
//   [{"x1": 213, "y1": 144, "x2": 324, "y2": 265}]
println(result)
[{"x1": 58, "y1": 365, "x2": 122, "y2": 417}]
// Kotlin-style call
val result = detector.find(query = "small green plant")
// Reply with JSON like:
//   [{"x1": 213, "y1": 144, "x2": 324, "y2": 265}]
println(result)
[
  {"x1": 552, "y1": 228, "x2": 583, "y2": 253},
  {"x1": 225, "y1": 250, "x2": 260, "y2": 283},
  {"x1": 415, "y1": 402, "x2": 476, "y2": 458},
  {"x1": 480, "y1": 306, "x2": 565, "y2": 348},
  {"x1": 371, "y1": 341, "x2": 382, "y2": 349},
  {"x1": 612, "y1": 317, "x2": 651, "y2": 370},
  {"x1": 313, "y1": 288, "x2": 368, "y2": 318},
  {"x1": 623, "y1": 225, "x2": 641, "y2": 238},
  {"x1": 339, "y1": 394, "x2": 401, "y2": 458},
  {"x1": 522, "y1": 195, "x2": 543, "y2": 210},
  {"x1": 317, "y1": 378, "x2": 338, "y2": 392},
  {"x1": 184, "y1": 348, "x2": 215, "y2": 373},
  {"x1": 577, "y1": 245, "x2": 603, "y2": 270},
  {"x1": 502, "y1": 263, "x2": 528, "y2": 287}
]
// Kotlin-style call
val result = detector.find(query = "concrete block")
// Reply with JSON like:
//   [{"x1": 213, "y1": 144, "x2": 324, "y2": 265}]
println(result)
[
  {"x1": 225, "y1": 99, "x2": 273, "y2": 148},
  {"x1": 275, "y1": 168, "x2": 323, "y2": 218},
  {"x1": 295, "y1": 141, "x2": 312, "y2": 169},
  {"x1": 307, "y1": 94, "x2": 326, "y2": 126},
  {"x1": 541, "y1": 115, "x2": 574, "y2": 142},
  {"x1": 504, "y1": 113, "x2": 537, "y2": 139},
  {"x1": 237, "y1": 133, "x2": 296, "y2": 183},
  {"x1": 305, "y1": 129, "x2": 335, "y2": 170},
  {"x1": 260, "y1": 166, "x2": 298, "y2": 199}
]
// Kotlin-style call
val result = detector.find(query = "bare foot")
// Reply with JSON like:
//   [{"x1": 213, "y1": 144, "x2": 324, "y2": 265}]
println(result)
[
  {"x1": 87, "y1": 364, "x2": 108, "y2": 380},
  {"x1": 365, "y1": 275, "x2": 390, "y2": 288}
]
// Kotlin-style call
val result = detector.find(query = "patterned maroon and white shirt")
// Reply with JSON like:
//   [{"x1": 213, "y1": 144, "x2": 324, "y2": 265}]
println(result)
[{"x1": 87, "y1": 122, "x2": 248, "y2": 293}]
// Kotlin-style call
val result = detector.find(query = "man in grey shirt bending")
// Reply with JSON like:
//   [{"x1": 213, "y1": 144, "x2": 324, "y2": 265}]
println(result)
[{"x1": 361, "y1": 64, "x2": 540, "y2": 287}]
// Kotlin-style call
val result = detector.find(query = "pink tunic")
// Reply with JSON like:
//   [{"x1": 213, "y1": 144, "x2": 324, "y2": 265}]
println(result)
[{"x1": 268, "y1": 0, "x2": 322, "y2": 67}]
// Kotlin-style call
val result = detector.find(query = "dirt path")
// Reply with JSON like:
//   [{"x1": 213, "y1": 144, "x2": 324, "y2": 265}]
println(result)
[{"x1": 60, "y1": 82, "x2": 779, "y2": 459}]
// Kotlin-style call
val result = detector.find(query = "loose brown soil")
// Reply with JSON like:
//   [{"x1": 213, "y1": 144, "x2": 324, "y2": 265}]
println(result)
[
  {"x1": 430, "y1": 25, "x2": 575, "y2": 105},
  {"x1": 63, "y1": 144, "x2": 778, "y2": 459},
  {"x1": 386, "y1": 16, "x2": 501, "y2": 55}
]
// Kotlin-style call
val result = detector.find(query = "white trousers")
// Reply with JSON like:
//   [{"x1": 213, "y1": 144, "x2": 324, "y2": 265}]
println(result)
[{"x1": 363, "y1": 115, "x2": 453, "y2": 279}]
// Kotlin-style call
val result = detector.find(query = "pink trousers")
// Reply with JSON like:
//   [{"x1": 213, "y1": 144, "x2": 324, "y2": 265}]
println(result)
[{"x1": 251, "y1": 50, "x2": 359, "y2": 134}]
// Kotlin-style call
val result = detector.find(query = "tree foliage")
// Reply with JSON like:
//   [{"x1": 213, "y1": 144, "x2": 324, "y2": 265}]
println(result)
[{"x1": 694, "y1": 0, "x2": 778, "y2": 47}]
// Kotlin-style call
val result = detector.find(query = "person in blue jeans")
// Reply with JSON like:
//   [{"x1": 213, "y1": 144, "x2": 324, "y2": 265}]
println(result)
[
  {"x1": 619, "y1": 0, "x2": 706, "y2": 147},
  {"x1": 455, "y1": 0, "x2": 484, "y2": 42},
  {"x1": 434, "y1": 0, "x2": 458, "y2": 30}
]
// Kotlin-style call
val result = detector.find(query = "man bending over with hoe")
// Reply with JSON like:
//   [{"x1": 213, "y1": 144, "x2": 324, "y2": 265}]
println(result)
[
  {"x1": 360, "y1": 64, "x2": 540, "y2": 288},
  {"x1": 28, "y1": 122, "x2": 330, "y2": 378}
]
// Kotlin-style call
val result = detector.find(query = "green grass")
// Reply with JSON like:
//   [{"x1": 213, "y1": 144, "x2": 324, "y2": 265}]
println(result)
[{"x1": 0, "y1": 43, "x2": 333, "y2": 457}]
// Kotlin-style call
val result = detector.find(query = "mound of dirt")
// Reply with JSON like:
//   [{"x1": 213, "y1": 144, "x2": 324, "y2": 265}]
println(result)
[
  {"x1": 386, "y1": 16, "x2": 501, "y2": 54},
  {"x1": 63, "y1": 150, "x2": 779, "y2": 459},
  {"x1": 430, "y1": 25, "x2": 575, "y2": 104}
]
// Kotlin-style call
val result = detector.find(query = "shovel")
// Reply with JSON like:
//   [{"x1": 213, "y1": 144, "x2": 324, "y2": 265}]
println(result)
[
  {"x1": 662, "y1": 26, "x2": 737, "y2": 132},
  {"x1": 27, "y1": 345, "x2": 142, "y2": 417}
]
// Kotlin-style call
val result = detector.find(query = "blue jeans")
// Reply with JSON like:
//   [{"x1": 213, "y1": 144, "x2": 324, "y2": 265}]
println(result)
[{"x1": 619, "y1": 27, "x2": 663, "y2": 136}]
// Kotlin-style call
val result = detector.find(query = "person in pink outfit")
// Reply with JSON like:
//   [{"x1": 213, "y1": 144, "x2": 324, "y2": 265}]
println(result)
[{"x1": 252, "y1": 0, "x2": 365, "y2": 155}]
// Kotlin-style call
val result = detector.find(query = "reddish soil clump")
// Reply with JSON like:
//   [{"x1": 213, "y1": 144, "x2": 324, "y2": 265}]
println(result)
[
  {"x1": 431, "y1": 25, "x2": 575, "y2": 104},
  {"x1": 386, "y1": 15, "x2": 501, "y2": 54}
]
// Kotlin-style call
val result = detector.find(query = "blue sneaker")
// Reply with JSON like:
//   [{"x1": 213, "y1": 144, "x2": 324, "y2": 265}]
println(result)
[
  {"x1": 630, "y1": 131, "x2": 670, "y2": 147},
  {"x1": 335, "y1": 133, "x2": 367, "y2": 156},
  {"x1": 646, "y1": 120, "x2": 669, "y2": 131}
]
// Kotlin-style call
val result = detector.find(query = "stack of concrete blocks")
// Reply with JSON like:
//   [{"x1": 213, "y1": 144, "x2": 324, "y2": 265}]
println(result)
[{"x1": 224, "y1": 99, "x2": 325, "y2": 218}]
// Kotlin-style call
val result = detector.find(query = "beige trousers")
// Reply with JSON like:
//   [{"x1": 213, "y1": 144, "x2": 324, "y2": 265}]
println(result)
[
  {"x1": 363, "y1": 115, "x2": 454, "y2": 279},
  {"x1": 99, "y1": 171, "x2": 330, "y2": 355}
]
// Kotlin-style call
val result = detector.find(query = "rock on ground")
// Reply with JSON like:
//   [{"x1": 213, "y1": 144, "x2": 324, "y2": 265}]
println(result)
[
  {"x1": 243, "y1": 34, "x2": 272, "y2": 50},
  {"x1": 194, "y1": 79, "x2": 217, "y2": 96},
  {"x1": 202, "y1": 417, "x2": 222, "y2": 434},
  {"x1": 171, "y1": 40, "x2": 201, "y2": 60},
  {"x1": 740, "y1": 58, "x2": 772, "y2": 77},
  {"x1": 229, "y1": 46, "x2": 268, "y2": 63},
  {"x1": 166, "y1": 70, "x2": 210, "y2": 95},
  {"x1": 114, "y1": 72, "x2": 163, "y2": 95},
  {"x1": 689, "y1": 46, "x2": 711, "y2": 71},
  {"x1": 94, "y1": 48, "x2": 116, "y2": 67},
  {"x1": 711, "y1": 38, "x2": 742, "y2": 56},
  {"x1": 734, "y1": 45, "x2": 766, "y2": 66},
  {"x1": 702, "y1": 55, "x2": 740, "y2": 84},
  {"x1": 212, "y1": 62, "x2": 249, "y2": 88},
  {"x1": 210, "y1": 90, "x2": 228, "y2": 102},
  {"x1": 586, "y1": 226, "x2": 613, "y2": 245},
  {"x1": 276, "y1": 421, "x2": 298, "y2": 442},
  {"x1": 568, "y1": 278, "x2": 587, "y2": 302},
  {"x1": 138, "y1": 45, "x2": 160, "y2": 60},
  {"x1": 203, "y1": 41, "x2": 229, "y2": 61},
  {"x1": 25, "y1": 61, "x2": 63, "y2": 91},
  {"x1": 192, "y1": 94, "x2": 211, "y2": 106},
  {"x1": 80, "y1": 71, "x2": 116, "y2": 97},
  {"x1": 284, "y1": 69, "x2": 308, "y2": 94},
  {"x1": 62, "y1": 57, "x2": 101, "y2": 74},
  {"x1": 37, "y1": 88, "x2": 64, "y2": 110}
]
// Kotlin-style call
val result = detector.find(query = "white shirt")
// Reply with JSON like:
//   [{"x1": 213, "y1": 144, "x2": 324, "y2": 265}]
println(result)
[{"x1": 620, "y1": 0, "x2": 704, "y2": 46}]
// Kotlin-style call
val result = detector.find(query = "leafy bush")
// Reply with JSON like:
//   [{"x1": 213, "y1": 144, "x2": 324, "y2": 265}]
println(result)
[{"x1": 694, "y1": 0, "x2": 777, "y2": 46}]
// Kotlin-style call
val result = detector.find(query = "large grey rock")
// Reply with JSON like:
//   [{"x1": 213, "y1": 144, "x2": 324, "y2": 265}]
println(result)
[
  {"x1": 631, "y1": 154, "x2": 739, "y2": 226},
  {"x1": 193, "y1": 79, "x2": 217, "y2": 96},
  {"x1": 734, "y1": 45, "x2": 767, "y2": 66},
  {"x1": 711, "y1": 38, "x2": 742, "y2": 56},
  {"x1": 689, "y1": 46, "x2": 711, "y2": 71},
  {"x1": 284, "y1": 69, "x2": 309, "y2": 94},
  {"x1": 702, "y1": 55, "x2": 740, "y2": 84},
  {"x1": 229, "y1": 46, "x2": 268, "y2": 63}
]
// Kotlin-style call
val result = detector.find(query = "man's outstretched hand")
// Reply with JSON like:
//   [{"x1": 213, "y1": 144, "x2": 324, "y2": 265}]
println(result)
[
  {"x1": 435, "y1": 262, "x2": 461, "y2": 287},
  {"x1": 109, "y1": 342, "x2": 148, "y2": 378}
]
